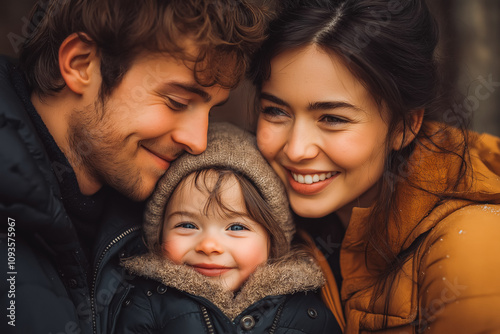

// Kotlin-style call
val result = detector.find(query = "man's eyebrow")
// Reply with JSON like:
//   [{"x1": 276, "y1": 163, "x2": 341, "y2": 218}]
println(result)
[
  {"x1": 167, "y1": 82, "x2": 212, "y2": 102},
  {"x1": 260, "y1": 92, "x2": 290, "y2": 108}
]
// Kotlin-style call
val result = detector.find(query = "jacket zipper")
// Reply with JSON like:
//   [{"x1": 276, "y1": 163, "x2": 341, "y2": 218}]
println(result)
[
  {"x1": 90, "y1": 226, "x2": 141, "y2": 334},
  {"x1": 268, "y1": 303, "x2": 284, "y2": 334},
  {"x1": 200, "y1": 305, "x2": 215, "y2": 334}
]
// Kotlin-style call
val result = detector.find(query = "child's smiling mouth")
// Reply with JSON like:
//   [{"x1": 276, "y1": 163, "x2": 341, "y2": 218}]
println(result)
[{"x1": 189, "y1": 264, "x2": 232, "y2": 277}]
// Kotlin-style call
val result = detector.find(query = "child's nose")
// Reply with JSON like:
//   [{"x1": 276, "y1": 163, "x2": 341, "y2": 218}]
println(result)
[{"x1": 195, "y1": 236, "x2": 224, "y2": 255}]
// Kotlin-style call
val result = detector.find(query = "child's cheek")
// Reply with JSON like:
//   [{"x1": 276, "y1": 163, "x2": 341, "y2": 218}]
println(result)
[{"x1": 161, "y1": 238, "x2": 185, "y2": 264}]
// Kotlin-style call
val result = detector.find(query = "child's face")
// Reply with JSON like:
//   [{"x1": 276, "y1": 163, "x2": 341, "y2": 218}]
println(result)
[{"x1": 161, "y1": 172, "x2": 270, "y2": 291}]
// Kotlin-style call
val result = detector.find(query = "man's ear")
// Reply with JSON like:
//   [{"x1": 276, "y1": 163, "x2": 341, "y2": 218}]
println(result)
[
  {"x1": 392, "y1": 109, "x2": 424, "y2": 150},
  {"x1": 59, "y1": 33, "x2": 99, "y2": 95}
]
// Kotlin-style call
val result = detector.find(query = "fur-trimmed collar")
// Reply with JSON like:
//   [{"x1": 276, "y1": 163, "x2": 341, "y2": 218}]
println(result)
[{"x1": 122, "y1": 252, "x2": 325, "y2": 320}]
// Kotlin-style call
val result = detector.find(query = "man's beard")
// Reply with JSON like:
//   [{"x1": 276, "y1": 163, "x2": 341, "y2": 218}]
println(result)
[{"x1": 66, "y1": 100, "x2": 149, "y2": 201}]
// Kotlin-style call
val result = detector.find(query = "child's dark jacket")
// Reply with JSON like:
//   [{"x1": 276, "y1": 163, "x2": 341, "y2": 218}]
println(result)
[{"x1": 112, "y1": 252, "x2": 342, "y2": 333}]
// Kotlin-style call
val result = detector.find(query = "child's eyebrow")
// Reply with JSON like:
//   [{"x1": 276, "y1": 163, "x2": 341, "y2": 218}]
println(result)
[
  {"x1": 165, "y1": 211, "x2": 197, "y2": 220},
  {"x1": 219, "y1": 211, "x2": 250, "y2": 218},
  {"x1": 166, "y1": 209, "x2": 256, "y2": 222}
]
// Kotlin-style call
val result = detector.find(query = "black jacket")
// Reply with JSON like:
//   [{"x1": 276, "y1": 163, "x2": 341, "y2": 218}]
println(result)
[
  {"x1": 113, "y1": 253, "x2": 342, "y2": 333},
  {"x1": 0, "y1": 56, "x2": 146, "y2": 334}
]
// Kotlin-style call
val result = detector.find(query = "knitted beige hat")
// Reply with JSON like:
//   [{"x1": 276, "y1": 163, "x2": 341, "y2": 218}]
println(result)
[{"x1": 143, "y1": 122, "x2": 294, "y2": 255}]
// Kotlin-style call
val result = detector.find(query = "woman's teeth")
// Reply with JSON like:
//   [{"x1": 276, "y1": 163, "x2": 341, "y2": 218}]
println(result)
[{"x1": 291, "y1": 172, "x2": 337, "y2": 184}]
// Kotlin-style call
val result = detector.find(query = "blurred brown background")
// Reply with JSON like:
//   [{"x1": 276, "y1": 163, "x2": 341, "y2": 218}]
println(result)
[{"x1": 1, "y1": 0, "x2": 499, "y2": 135}]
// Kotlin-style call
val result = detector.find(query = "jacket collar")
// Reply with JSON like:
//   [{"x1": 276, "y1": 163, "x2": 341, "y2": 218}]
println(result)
[{"x1": 122, "y1": 251, "x2": 325, "y2": 320}]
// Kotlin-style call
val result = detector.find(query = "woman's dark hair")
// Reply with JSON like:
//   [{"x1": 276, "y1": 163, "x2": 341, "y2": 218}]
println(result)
[
  {"x1": 20, "y1": 0, "x2": 269, "y2": 98},
  {"x1": 249, "y1": 0, "x2": 471, "y2": 324}
]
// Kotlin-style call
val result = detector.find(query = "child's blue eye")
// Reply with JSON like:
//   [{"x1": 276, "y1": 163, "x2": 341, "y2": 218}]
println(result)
[
  {"x1": 176, "y1": 222, "x2": 197, "y2": 229},
  {"x1": 227, "y1": 224, "x2": 248, "y2": 231}
]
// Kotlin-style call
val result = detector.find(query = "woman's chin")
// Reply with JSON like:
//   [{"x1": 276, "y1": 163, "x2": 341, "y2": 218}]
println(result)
[{"x1": 291, "y1": 202, "x2": 333, "y2": 219}]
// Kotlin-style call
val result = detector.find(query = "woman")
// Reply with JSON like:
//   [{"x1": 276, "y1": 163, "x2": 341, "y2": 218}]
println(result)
[{"x1": 250, "y1": 0, "x2": 500, "y2": 332}]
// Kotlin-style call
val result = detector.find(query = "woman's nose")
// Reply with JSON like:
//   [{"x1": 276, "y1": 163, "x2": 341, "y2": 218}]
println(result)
[{"x1": 283, "y1": 123, "x2": 319, "y2": 162}]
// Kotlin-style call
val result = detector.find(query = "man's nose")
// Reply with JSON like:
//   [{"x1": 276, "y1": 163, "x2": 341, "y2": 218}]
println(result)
[{"x1": 171, "y1": 113, "x2": 209, "y2": 155}]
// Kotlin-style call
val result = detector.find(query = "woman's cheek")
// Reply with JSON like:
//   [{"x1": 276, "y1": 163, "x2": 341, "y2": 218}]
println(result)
[
  {"x1": 257, "y1": 122, "x2": 281, "y2": 158},
  {"x1": 334, "y1": 133, "x2": 378, "y2": 169}
]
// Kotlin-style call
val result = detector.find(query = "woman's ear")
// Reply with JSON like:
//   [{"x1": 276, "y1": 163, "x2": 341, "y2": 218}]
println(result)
[
  {"x1": 392, "y1": 109, "x2": 424, "y2": 150},
  {"x1": 58, "y1": 33, "x2": 99, "y2": 95}
]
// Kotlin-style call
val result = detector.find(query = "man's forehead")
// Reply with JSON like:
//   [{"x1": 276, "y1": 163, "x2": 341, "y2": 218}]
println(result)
[
  {"x1": 131, "y1": 42, "x2": 236, "y2": 98},
  {"x1": 129, "y1": 51, "x2": 226, "y2": 93}
]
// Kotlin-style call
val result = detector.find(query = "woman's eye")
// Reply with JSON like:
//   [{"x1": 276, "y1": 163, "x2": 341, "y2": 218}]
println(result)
[
  {"x1": 260, "y1": 106, "x2": 287, "y2": 118},
  {"x1": 227, "y1": 223, "x2": 248, "y2": 231},
  {"x1": 167, "y1": 98, "x2": 188, "y2": 111},
  {"x1": 320, "y1": 114, "x2": 349, "y2": 125},
  {"x1": 175, "y1": 222, "x2": 197, "y2": 229}
]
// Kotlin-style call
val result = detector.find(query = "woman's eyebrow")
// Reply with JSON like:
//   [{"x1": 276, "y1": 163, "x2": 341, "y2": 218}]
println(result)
[
  {"x1": 260, "y1": 92, "x2": 290, "y2": 107},
  {"x1": 261, "y1": 92, "x2": 363, "y2": 112},
  {"x1": 308, "y1": 101, "x2": 362, "y2": 112}
]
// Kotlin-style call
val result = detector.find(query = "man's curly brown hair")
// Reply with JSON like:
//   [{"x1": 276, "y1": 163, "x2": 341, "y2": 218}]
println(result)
[{"x1": 20, "y1": 0, "x2": 270, "y2": 97}]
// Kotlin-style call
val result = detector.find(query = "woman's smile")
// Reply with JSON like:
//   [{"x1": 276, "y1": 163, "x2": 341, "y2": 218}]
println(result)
[{"x1": 286, "y1": 168, "x2": 339, "y2": 195}]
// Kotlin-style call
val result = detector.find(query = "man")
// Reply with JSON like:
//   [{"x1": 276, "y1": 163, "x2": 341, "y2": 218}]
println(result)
[{"x1": 0, "y1": 0, "x2": 268, "y2": 333}]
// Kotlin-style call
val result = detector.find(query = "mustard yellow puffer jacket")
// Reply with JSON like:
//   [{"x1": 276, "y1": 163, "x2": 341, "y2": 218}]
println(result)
[{"x1": 304, "y1": 123, "x2": 500, "y2": 333}]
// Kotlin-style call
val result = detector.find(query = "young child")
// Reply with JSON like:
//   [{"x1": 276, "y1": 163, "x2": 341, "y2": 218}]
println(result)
[{"x1": 112, "y1": 123, "x2": 341, "y2": 333}]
